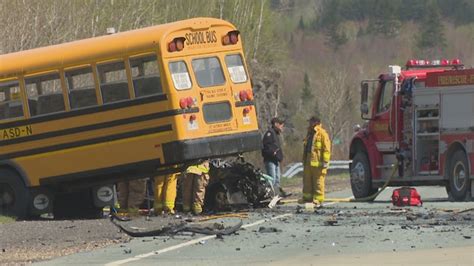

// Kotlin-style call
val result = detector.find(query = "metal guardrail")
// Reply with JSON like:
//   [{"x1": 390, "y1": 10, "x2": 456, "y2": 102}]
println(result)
[{"x1": 282, "y1": 160, "x2": 352, "y2": 178}]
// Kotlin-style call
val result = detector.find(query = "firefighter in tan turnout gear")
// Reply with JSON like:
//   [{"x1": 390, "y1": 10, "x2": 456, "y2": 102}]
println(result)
[
  {"x1": 117, "y1": 179, "x2": 147, "y2": 211},
  {"x1": 301, "y1": 116, "x2": 331, "y2": 207},
  {"x1": 182, "y1": 161, "x2": 210, "y2": 215},
  {"x1": 154, "y1": 173, "x2": 178, "y2": 215}
]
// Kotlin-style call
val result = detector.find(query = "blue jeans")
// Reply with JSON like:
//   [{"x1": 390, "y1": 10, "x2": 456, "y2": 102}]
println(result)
[{"x1": 264, "y1": 161, "x2": 281, "y2": 190}]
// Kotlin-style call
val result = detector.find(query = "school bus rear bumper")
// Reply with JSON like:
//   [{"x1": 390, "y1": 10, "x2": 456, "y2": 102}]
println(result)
[{"x1": 162, "y1": 130, "x2": 262, "y2": 164}]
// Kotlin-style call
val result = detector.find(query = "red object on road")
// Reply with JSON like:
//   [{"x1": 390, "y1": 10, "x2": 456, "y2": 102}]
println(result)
[{"x1": 391, "y1": 187, "x2": 423, "y2": 207}]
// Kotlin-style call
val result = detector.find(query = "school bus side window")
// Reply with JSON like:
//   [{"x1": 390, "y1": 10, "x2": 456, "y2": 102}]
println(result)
[
  {"x1": 65, "y1": 67, "x2": 98, "y2": 109},
  {"x1": 97, "y1": 61, "x2": 130, "y2": 104},
  {"x1": 0, "y1": 80, "x2": 24, "y2": 120},
  {"x1": 225, "y1": 54, "x2": 248, "y2": 83},
  {"x1": 25, "y1": 73, "x2": 65, "y2": 116},
  {"x1": 130, "y1": 54, "x2": 162, "y2": 97},
  {"x1": 169, "y1": 61, "x2": 192, "y2": 90},
  {"x1": 192, "y1": 57, "x2": 225, "y2": 88}
]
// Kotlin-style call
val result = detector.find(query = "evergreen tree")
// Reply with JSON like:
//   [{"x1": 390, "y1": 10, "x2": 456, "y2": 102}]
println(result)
[
  {"x1": 416, "y1": 1, "x2": 446, "y2": 56},
  {"x1": 301, "y1": 72, "x2": 313, "y2": 105},
  {"x1": 298, "y1": 15, "x2": 305, "y2": 30},
  {"x1": 319, "y1": 0, "x2": 348, "y2": 50},
  {"x1": 367, "y1": 0, "x2": 401, "y2": 37}
]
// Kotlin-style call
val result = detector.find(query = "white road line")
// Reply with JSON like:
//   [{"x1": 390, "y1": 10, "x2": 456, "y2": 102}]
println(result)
[{"x1": 105, "y1": 213, "x2": 293, "y2": 266}]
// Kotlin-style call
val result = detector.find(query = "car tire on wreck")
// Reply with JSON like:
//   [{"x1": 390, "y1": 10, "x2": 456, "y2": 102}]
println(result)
[
  {"x1": 204, "y1": 183, "x2": 229, "y2": 212},
  {"x1": 350, "y1": 152, "x2": 377, "y2": 199}
]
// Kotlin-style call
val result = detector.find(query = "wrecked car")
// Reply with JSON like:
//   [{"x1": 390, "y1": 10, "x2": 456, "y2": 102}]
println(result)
[{"x1": 204, "y1": 157, "x2": 276, "y2": 212}]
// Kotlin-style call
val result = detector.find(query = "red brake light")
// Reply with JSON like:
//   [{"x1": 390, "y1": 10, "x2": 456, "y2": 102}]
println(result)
[
  {"x1": 222, "y1": 35, "x2": 230, "y2": 45},
  {"x1": 179, "y1": 98, "x2": 187, "y2": 109},
  {"x1": 246, "y1": 89, "x2": 254, "y2": 101},
  {"x1": 168, "y1": 37, "x2": 186, "y2": 52},
  {"x1": 223, "y1": 30, "x2": 240, "y2": 45},
  {"x1": 230, "y1": 32, "x2": 239, "y2": 44},
  {"x1": 176, "y1": 39, "x2": 184, "y2": 51},
  {"x1": 186, "y1": 97, "x2": 194, "y2": 108},
  {"x1": 239, "y1": 90, "x2": 248, "y2": 101},
  {"x1": 243, "y1": 107, "x2": 250, "y2": 116},
  {"x1": 441, "y1": 59, "x2": 449, "y2": 65},
  {"x1": 168, "y1": 42, "x2": 177, "y2": 53},
  {"x1": 189, "y1": 114, "x2": 196, "y2": 121}
]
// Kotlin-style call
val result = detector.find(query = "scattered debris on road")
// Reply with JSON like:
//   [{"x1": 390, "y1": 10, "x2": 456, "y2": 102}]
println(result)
[{"x1": 110, "y1": 213, "x2": 243, "y2": 237}]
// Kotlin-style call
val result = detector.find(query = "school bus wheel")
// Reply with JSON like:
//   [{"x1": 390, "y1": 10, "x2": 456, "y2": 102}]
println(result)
[{"x1": 0, "y1": 168, "x2": 29, "y2": 219}]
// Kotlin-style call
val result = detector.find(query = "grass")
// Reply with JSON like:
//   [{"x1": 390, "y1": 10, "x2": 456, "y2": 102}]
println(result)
[{"x1": 0, "y1": 215, "x2": 15, "y2": 224}]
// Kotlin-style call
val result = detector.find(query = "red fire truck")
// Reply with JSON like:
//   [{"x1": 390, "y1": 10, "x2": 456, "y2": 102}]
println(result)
[{"x1": 350, "y1": 59, "x2": 473, "y2": 201}]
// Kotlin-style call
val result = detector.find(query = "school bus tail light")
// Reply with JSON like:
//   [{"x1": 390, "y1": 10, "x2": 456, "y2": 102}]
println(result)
[
  {"x1": 239, "y1": 89, "x2": 253, "y2": 101},
  {"x1": 239, "y1": 90, "x2": 248, "y2": 101},
  {"x1": 223, "y1": 30, "x2": 240, "y2": 45},
  {"x1": 246, "y1": 89, "x2": 254, "y2": 100},
  {"x1": 189, "y1": 114, "x2": 197, "y2": 122},
  {"x1": 179, "y1": 96, "x2": 195, "y2": 109},
  {"x1": 168, "y1": 37, "x2": 186, "y2": 52},
  {"x1": 243, "y1": 107, "x2": 250, "y2": 116}
]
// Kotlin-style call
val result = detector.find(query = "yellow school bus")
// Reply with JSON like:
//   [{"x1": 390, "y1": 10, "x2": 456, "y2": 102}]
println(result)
[{"x1": 0, "y1": 17, "x2": 260, "y2": 218}]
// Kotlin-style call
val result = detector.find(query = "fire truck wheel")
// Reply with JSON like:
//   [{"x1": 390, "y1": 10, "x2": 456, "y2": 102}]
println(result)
[
  {"x1": 350, "y1": 152, "x2": 377, "y2": 199},
  {"x1": 448, "y1": 150, "x2": 471, "y2": 201},
  {"x1": 0, "y1": 169, "x2": 29, "y2": 220}
]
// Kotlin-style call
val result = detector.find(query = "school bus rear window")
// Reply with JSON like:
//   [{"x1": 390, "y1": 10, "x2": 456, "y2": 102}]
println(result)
[
  {"x1": 169, "y1": 61, "x2": 192, "y2": 90},
  {"x1": 192, "y1": 57, "x2": 225, "y2": 88},
  {"x1": 225, "y1": 54, "x2": 248, "y2": 83}
]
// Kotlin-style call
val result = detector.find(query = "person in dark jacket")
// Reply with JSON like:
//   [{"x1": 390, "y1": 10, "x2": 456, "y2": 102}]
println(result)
[{"x1": 262, "y1": 117, "x2": 291, "y2": 197}]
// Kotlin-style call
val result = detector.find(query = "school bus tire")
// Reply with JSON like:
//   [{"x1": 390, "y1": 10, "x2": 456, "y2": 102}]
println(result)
[{"x1": 0, "y1": 168, "x2": 30, "y2": 220}]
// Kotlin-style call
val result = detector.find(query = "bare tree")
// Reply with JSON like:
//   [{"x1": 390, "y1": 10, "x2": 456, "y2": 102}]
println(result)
[
  {"x1": 253, "y1": 0, "x2": 265, "y2": 61},
  {"x1": 316, "y1": 65, "x2": 355, "y2": 158}
]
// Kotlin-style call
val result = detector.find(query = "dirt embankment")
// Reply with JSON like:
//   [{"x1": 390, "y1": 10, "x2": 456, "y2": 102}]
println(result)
[{"x1": 0, "y1": 219, "x2": 129, "y2": 264}]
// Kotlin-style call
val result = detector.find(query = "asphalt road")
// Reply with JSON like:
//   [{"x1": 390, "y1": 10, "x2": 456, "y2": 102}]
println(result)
[{"x1": 37, "y1": 186, "x2": 474, "y2": 266}]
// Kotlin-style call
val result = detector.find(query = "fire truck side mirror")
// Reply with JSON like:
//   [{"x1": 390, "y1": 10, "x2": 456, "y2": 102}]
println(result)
[
  {"x1": 361, "y1": 103, "x2": 369, "y2": 115},
  {"x1": 360, "y1": 82, "x2": 369, "y2": 115}
]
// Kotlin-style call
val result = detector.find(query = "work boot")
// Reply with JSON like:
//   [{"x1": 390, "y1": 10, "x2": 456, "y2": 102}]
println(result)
[
  {"x1": 279, "y1": 188, "x2": 292, "y2": 198},
  {"x1": 298, "y1": 198, "x2": 311, "y2": 204},
  {"x1": 312, "y1": 200, "x2": 322, "y2": 209},
  {"x1": 164, "y1": 208, "x2": 175, "y2": 215}
]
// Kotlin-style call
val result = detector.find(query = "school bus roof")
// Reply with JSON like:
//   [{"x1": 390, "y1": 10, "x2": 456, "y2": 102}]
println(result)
[{"x1": 0, "y1": 17, "x2": 235, "y2": 79}]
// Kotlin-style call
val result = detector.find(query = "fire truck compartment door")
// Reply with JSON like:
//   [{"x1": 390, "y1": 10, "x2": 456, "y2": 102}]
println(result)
[
  {"x1": 414, "y1": 93, "x2": 439, "y2": 106},
  {"x1": 441, "y1": 92, "x2": 474, "y2": 130}
]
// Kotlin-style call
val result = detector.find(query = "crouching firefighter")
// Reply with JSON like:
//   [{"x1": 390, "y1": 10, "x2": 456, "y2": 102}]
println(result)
[
  {"x1": 182, "y1": 161, "x2": 210, "y2": 215},
  {"x1": 301, "y1": 116, "x2": 331, "y2": 207}
]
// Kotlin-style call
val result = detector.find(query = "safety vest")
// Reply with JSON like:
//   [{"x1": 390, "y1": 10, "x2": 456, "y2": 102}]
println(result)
[
  {"x1": 186, "y1": 163, "x2": 209, "y2": 175},
  {"x1": 304, "y1": 124, "x2": 331, "y2": 167}
]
